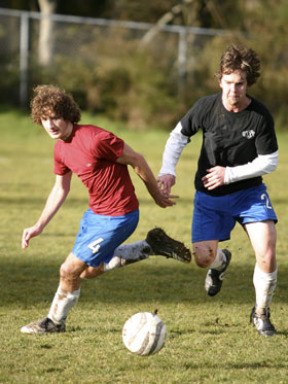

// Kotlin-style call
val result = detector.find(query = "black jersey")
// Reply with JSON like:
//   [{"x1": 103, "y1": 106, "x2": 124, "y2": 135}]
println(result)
[{"x1": 180, "y1": 93, "x2": 278, "y2": 196}]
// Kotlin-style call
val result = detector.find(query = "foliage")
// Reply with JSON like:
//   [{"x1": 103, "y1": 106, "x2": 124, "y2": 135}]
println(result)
[
  {"x1": 1, "y1": 1, "x2": 288, "y2": 128},
  {"x1": 240, "y1": 1, "x2": 288, "y2": 129},
  {"x1": 28, "y1": 26, "x2": 180, "y2": 130}
]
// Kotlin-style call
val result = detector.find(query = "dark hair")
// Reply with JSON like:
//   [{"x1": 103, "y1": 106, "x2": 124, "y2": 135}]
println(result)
[
  {"x1": 31, "y1": 85, "x2": 81, "y2": 125},
  {"x1": 215, "y1": 45, "x2": 261, "y2": 86}
]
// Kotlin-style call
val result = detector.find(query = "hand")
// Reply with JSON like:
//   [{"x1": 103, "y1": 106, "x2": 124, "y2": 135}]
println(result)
[
  {"x1": 154, "y1": 192, "x2": 179, "y2": 208},
  {"x1": 202, "y1": 166, "x2": 226, "y2": 190},
  {"x1": 21, "y1": 225, "x2": 42, "y2": 249},
  {"x1": 157, "y1": 174, "x2": 176, "y2": 196}
]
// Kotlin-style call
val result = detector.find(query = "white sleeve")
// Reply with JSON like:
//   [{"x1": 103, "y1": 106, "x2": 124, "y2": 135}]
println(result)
[
  {"x1": 224, "y1": 150, "x2": 278, "y2": 184},
  {"x1": 158, "y1": 122, "x2": 190, "y2": 176}
]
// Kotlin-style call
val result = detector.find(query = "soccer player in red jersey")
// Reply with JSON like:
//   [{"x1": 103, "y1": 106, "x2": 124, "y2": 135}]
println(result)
[{"x1": 21, "y1": 85, "x2": 191, "y2": 334}]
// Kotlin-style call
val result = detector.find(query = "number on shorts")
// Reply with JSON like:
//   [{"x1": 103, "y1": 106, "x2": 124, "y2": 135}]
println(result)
[
  {"x1": 88, "y1": 238, "x2": 104, "y2": 254},
  {"x1": 261, "y1": 193, "x2": 272, "y2": 209}
]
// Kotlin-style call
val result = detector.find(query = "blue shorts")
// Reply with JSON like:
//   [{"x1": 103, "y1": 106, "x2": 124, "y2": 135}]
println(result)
[
  {"x1": 192, "y1": 184, "x2": 277, "y2": 243},
  {"x1": 72, "y1": 209, "x2": 139, "y2": 267}
]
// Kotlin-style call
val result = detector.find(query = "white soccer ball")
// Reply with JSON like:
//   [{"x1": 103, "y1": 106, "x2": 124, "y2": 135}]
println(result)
[{"x1": 122, "y1": 311, "x2": 167, "y2": 356}]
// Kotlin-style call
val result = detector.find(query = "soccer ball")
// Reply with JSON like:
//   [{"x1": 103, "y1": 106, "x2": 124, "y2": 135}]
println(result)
[{"x1": 122, "y1": 311, "x2": 167, "y2": 356}]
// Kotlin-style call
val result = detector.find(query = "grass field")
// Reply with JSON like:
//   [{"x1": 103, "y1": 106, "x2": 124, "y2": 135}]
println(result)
[{"x1": 1, "y1": 108, "x2": 288, "y2": 384}]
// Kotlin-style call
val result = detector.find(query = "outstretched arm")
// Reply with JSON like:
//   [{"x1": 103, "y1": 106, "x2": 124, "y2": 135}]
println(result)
[
  {"x1": 157, "y1": 122, "x2": 189, "y2": 195},
  {"x1": 116, "y1": 143, "x2": 177, "y2": 208},
  {"x1": 21, "y1": 172, "x2": 72, "y2": 248}
]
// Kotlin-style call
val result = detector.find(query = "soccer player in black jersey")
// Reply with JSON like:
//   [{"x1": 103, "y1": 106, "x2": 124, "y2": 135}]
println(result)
[{"x1": 158, "y1": 45, "x2": 279, "y2": 336}]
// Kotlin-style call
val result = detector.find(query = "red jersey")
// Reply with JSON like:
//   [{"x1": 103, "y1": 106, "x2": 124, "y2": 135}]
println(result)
[{"x1": 54, "y1": 124, "x2": 139, "y2": 216}]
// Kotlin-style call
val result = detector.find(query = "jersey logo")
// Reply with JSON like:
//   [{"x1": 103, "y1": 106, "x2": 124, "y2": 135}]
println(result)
[{"x1": 242, "y1": 130, "x2": 255, "y2": 139}]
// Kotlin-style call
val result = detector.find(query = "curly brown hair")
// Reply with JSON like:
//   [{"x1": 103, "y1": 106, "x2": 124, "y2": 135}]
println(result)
[
  {"x1": 215, "y1": 45, "x2": 261, "y2": 86},
  {"x1": 31, "y1": 85, "x2": 81, "y2": 125}
]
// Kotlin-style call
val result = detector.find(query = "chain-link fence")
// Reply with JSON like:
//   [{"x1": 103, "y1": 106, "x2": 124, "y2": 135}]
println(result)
[{"x1": 0, "y1": 7, "x2": 236, "y2": 127}]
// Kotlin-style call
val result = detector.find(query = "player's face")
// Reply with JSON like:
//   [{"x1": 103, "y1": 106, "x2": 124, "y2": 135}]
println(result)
[
  {"x1": 41, "y1": 113, "x2": 73, "y2": 140},
  {"x1": 220, "y1": 70, "x2": 248, "y2": 111}
]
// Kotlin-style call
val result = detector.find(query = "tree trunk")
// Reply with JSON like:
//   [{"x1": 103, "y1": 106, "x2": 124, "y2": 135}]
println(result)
[{"x1": 38, "y1": 0, "x2": 57, "y2": 66}]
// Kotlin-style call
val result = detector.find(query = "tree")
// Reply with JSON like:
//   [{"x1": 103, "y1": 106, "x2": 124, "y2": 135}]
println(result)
[{"x1": 37, "y1": 0, "x2": 57, "y2": 66}]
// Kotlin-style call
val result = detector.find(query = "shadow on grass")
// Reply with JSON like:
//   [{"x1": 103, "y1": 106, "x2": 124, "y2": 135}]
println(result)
[{"x1": 1, "y1": 257, "x2": 288, "y2": 308}]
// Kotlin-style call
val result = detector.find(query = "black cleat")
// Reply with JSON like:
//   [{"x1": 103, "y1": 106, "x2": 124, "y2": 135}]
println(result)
[
  {"x1": 146, "y1": 227, "x2": 191, "y2": 263},
  {"x1": 205, "y1": 249, "x2": 232, "y2": 296}
]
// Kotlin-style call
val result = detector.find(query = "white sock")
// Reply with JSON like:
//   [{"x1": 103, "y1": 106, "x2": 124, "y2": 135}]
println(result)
[
  {"x1": 48, "y1": 286, "x2": 80, "y2": 325},
  {"x1": 210, "y1": 249, "x2": 227, "y2": 270},
  {"x1": 253, "y1": 263, "x2": 277, "y2": 315},
  {"x1": 104, "y1": 240, "x2": 151, "y2": 271}
]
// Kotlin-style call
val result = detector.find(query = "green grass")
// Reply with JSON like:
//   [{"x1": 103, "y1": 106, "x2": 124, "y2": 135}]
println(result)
[{"x1": 1, "y1": 108, "x2": 288, "y2": 383}]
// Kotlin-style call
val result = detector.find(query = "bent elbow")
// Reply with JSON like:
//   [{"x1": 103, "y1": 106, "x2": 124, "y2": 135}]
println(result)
[
  {"x1": 262, "y1": 151, "x2": 278, "y2": 174},
  {"x1": 266, "y1": 158, "x2": 278, "y2": 174}
]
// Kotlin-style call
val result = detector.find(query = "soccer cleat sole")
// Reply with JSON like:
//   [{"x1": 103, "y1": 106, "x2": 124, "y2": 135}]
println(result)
[{"x1": 146, "y1": 227, "x2": 191, "y2": 263}]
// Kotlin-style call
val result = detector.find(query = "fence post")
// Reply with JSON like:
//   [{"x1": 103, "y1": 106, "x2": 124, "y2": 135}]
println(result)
[
  {"x1": 19, "y1": 11, "x2": 29, "y2": 108},
  {"x1": 177, "y1": 28, "x2": 187, "y2": 98}
]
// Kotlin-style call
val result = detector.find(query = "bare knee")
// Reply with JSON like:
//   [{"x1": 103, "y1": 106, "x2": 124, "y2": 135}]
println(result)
[
  {"x1": 193, "y1": 243, "x2": 216, "y2": 268},
  {"x1": 59, "y1": 261, "x2": 84, "y2": 290}
]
